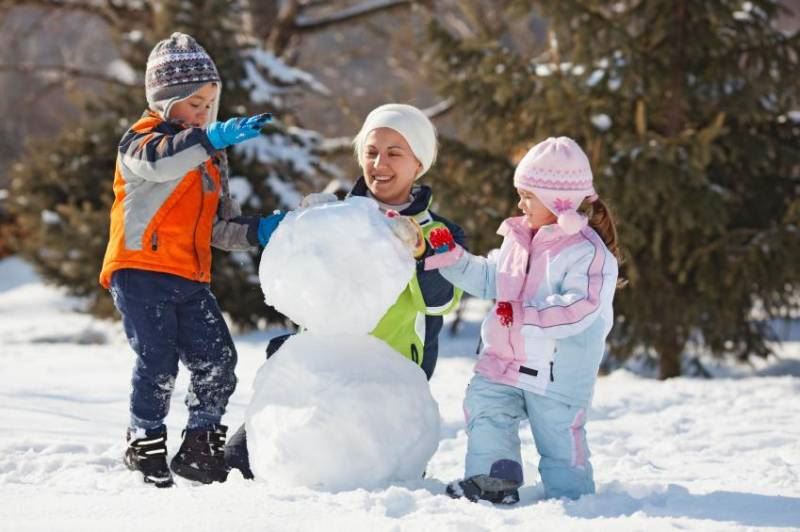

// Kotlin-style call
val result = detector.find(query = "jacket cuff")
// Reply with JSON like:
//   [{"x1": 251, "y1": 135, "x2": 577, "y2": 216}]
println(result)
[{"x1": 424, "y1": 245, "x2": 464, "y2": 271}]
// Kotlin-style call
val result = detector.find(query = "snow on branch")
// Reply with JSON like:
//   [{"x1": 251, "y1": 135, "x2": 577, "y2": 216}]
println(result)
[
  {"x1": 242, "y1": 48, "x2": 330, "y2": 107},
  {"x1": 235, "y1": 128, "x2": 321, "y2": 181},
  {"x1": 266, "y1": 174, "x2": 303, "y2": 209},
  {"x1": 422, "y1": 98, "x2": 453, "y2": 119},
  {"x1": 319, "y1": 136, "x2": 353, "y2": 155}
]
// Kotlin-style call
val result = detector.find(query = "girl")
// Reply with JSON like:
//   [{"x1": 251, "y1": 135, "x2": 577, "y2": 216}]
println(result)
[{"x1": 426, "y1": 137, "x2": 620, "y2": 503}]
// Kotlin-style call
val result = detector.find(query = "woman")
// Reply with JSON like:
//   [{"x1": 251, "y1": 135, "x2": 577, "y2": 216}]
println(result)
[{"x1": 225, "y1": 103, "x2": 466, "y2": 479}]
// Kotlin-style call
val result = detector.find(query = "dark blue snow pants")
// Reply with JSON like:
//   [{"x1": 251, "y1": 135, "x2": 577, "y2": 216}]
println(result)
[{"x1": 110, "y1": 269, "x2": 238, "y2": 431}]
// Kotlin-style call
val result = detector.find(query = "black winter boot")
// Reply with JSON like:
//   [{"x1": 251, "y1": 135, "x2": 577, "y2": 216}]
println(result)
[
  {"x1": 446, "y1": 476, "x2": 521, "y2": 504},
  {"x1": 170, "y1": 424, "x2": 229, "y2": 484},
  {"x1": 224, "y1": 423, "x2": 254, "y2": 480},
  {"x1": 124, "y1": 426, "x2": 174, "y2": 488},
  {"x1": 446, "y1": 459, "x2": 523, "y2": 505}
]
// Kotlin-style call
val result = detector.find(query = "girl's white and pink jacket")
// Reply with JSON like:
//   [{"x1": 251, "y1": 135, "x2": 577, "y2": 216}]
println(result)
[{"x1": 429, "y1": 216, "x2": 618, "y2": 408}]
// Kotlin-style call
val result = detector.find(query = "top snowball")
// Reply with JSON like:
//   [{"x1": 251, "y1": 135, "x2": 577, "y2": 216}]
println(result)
[{"x1": 258, "y1": 197, "x2": 415, "y2": 334}]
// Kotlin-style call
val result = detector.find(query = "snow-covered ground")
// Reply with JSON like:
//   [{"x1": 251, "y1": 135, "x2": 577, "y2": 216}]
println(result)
[{"x1": 1, "y1": 256, "x2": 799, "y2": 531}]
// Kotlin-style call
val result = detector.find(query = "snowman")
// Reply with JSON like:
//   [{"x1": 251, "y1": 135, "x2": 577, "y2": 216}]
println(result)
[{"x1": 244, "y1": 196, "x2": 441, "y2": 491}]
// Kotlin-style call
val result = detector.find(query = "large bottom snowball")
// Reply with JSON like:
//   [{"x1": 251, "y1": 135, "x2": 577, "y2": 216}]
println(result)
[{"x1": 245, "y1": 333, "x2": 440, "y2": 491}]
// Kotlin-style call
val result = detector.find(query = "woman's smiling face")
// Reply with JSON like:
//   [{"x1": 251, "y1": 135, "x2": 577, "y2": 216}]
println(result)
[{"x1": 361, "y1": 127, "x2": 422, "y2": 205}]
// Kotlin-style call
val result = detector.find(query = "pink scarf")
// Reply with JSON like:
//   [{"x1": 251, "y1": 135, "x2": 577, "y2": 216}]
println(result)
[{"x1": 495, "y1": 217, "x2": 534, "y2": 303}]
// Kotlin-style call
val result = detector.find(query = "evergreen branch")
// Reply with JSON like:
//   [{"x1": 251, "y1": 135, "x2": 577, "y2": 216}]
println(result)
[
  {"x1": 456, "y1": 0, "x2": 511, "y2": 40},
  {"x1": 558, "y1": 0, "x2": 644, "y2": 57},
  {"x1": 710, "y1": 31, "x2": 800, "y2": 65},
  {"x1": 0, "y1": 63, "x2": 138, "y2": 87},
  {"x1": 680, "y1": 225, "x2": 789, "y2": 280}
]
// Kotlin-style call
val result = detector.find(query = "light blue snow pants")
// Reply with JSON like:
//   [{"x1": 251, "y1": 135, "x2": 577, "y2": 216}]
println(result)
[{"x1": 463, "y1": 374, "x2": 595, "y2": 500}]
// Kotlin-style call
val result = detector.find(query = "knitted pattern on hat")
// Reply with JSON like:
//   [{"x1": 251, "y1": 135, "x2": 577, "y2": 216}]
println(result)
[
  {"x1": 513, "y1": 137, "x2": 596, "y2": 235},
  {"x1": 145, "y1": 32, "x2": 220, "y2": 120}
]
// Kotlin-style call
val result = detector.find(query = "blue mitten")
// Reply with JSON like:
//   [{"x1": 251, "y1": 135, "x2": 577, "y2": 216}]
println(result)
[
  {"x1": 206, "y1": 113, "x2": 272, "y2": 150},
  {"x1": 257, "y1": 212, "x2": 286, "y2": 247}
]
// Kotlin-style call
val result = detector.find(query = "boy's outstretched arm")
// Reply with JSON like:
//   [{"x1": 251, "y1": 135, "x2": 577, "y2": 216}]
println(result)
[
  {"x1": 119, "y1": 124, "x2": 215, "y2": 183},
  {"x1": 211, "y1": 211, "x2": 286, "y2": 252},
  {"x1": 119, "y1": 113, "x2": 272, "y2": 183}
]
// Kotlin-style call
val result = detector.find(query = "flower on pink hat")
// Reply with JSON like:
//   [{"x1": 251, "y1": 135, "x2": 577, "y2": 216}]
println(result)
[{"x1": 553, "y1": 198, "x2": 574, "y2": 213}]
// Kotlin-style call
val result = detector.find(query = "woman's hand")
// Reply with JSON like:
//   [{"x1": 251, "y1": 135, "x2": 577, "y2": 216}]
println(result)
[
  {"x1": 423, "y1": 225, "x2": 463, "y2": 270},
  {"x1": 385, "y1": 211, "x2": 425, "y2": 259}
]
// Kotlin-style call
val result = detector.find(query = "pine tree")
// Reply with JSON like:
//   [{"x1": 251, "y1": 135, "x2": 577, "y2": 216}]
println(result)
[
  {"x1": 8, "y1": 0, "x2": 334, "y2": 328},
  {"x1": 424, "y1": 1, "x2": 800, "y2": 378},
  {"x1": 0, "y1": 196, "x2": 18, "y2": 259}
]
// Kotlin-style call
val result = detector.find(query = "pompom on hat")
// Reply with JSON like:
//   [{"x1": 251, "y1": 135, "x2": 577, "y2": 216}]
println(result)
[
  {"x1": 145, "y1": 32, "x2": 221, "y2": 122},
  {"x1": 513, "y1": 136, "x2": 597, "y2": 234},
  {"x1": 353, "y1": 104, "x2": 438, "y2": 180}
]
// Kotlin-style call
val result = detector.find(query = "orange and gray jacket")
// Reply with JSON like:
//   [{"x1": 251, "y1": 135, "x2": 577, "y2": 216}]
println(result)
[{"x1": 100, "y1": 111, "x2": 260, "y2": 288}]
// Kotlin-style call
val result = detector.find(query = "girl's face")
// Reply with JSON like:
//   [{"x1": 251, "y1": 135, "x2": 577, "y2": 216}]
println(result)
[
  {"x1": 517, "y1": 188, "x2": 557, "y2": 229},
  {"x1": 361, "y1": 127, "x2": 422, "y2": 205},
  {"x1": 168, "y1": 82, "x2": 218, "y2": 128}
]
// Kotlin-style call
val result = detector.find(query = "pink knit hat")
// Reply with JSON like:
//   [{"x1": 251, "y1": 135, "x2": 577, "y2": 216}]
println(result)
[{"x1": 513, "y1": 136, "x2": 597, "y2": 235}]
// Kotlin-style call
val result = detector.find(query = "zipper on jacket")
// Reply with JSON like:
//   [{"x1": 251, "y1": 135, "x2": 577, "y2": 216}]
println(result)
[
  {"x1": 549, "y1": 361, "x2": 554, "y2": 382},
  {"x1": 200, "y1": 162, "x2": 216, "y2": 192},
  {"x1": 151, "y1": 231, "x2": 158, "y2": 251},
  {"x1": 191, "y1": 167, "x2": 205, "y2": 278}
]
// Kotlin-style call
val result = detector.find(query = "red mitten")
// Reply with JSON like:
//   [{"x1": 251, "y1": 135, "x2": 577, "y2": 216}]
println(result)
[
  {"x1": 496, "y1": 301, "x2": 513, "y2": 327},
  {"x1": 429, "y1": 227, "x2": 456, "y2": 254}
]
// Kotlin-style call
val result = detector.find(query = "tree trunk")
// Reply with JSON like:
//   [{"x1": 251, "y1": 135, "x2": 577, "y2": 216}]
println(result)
[
  {"x1": 657, "y1": 336, "x2": 684, "y2": 380},
  {"x1": 666, "y1": 0, "x2": 687, "y2": 136},
  {"x1": 242, "y1": 0, "x2": 279, "y2": 43}
]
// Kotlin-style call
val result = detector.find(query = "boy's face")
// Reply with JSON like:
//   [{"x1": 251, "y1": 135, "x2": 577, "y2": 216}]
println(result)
[
  {"x1": 517, "y1": 188, "x2": 557, "y2": 229},
  {"x1": 168, "y1": 82, "x2": 218, "y2": 128},
  {"x1": 361, "y1": 127, "x2": 422, "y2": 205}
]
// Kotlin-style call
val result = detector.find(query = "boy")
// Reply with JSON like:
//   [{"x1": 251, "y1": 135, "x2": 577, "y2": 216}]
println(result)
[{"x1": 100, "y1": 32, "x2": 283, "y2": 487}]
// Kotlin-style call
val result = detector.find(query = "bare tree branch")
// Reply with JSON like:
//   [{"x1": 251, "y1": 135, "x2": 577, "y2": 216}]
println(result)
[
  {"x1": 0, "y1": 0, "x2": 151, "y2": 28},
  {"x1": 295, "y1": 0, "x2": 414, "y2": 31},
  {"x1": 422, "y1": 97, "x2": 453, "y2": 119},
  {"x1": 268, "y1": 0, "x2": 420, "y2": 59},
  {"x1": 267, "y1": 0, "x2": 301, "y2": 57},
  {"x1": 0, "y1": 62, "x2": 138, "y2": 87}
]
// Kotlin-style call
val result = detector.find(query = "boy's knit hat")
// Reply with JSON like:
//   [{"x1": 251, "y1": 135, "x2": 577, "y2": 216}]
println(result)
[
  {"x1": 513, "y1": 136, "x2": 597, "y2": 235},
  {"x1": 145, "y1": 32, "x2": 221, "y2": 122},
  {"x1": 354, "y1": 104, "x2": 438, "y2": 180}
]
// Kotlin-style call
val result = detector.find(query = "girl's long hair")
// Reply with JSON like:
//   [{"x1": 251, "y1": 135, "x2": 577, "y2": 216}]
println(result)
[{"x1": 579, "y1": 197, "x2": 626, "y2": 288}]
